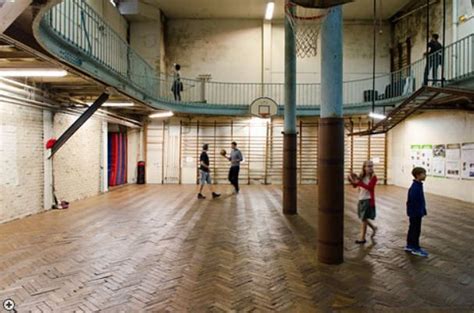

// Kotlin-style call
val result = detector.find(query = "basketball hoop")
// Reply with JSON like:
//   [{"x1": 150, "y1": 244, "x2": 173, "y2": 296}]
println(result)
[
  {"x1": 285, "y1": 1, "x2": 328, "y2": 58},
  {"x1": 250, "y1": 97, "x2": 278, "y2": 118}
]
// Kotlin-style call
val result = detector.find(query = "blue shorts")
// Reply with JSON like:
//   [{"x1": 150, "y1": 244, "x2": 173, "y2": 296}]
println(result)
[{"x1": 200, "y1": 170, "x2": 212, "y2": 184}]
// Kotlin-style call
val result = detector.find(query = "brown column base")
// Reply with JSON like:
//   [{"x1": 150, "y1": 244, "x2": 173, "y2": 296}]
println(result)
[
  {"x1": 318, "y1": 118, "x2": 344, "y2": 264},
  {"x1": 283, "y1": 132, "x2": 297, "y2": 215}
]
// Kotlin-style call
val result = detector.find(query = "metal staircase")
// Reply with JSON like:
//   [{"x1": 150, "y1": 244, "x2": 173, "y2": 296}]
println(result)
[{"x1": 349, "y1": 86, "x2": 474, "y2": 136}]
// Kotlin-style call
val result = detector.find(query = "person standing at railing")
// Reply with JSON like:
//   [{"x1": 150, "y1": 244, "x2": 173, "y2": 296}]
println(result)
[
  {"x1": 423, "y1": 34, "x2": 443, "y2": 86},
  {"x1": 171, "y1": 63, "x2": 183, "y2": 101}
]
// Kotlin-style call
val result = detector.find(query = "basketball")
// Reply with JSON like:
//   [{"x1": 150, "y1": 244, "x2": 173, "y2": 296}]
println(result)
[{"x1": 220, "y1": 149, "x2": 227, "y2": 156}]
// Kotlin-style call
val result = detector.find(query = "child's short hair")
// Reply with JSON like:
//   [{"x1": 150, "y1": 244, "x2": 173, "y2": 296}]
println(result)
[{"x1": 412, "y1": 167, "x2": 426, "y2": 178}]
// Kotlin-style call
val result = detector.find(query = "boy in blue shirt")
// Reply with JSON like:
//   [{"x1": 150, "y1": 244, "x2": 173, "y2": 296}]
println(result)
[{"x1": 405, "y1": 167, "x2": 429, "y2": 257}]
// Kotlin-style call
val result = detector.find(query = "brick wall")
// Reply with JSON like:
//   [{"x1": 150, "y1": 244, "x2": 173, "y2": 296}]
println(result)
[
  {"x1": 0, "y1": 102, "x2": 44, "y2": 222},
  {"x1": 53, "y1": 113, "x2": 102, "y2": 203}
]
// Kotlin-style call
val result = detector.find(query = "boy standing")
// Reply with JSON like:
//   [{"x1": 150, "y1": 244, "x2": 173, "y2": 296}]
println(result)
[
  {"x1": 405, "y1": 167, "x2": 428, "y2": 257},
  {"x1": 198, "y1": 144, "x2": 220, "y2": 200}
]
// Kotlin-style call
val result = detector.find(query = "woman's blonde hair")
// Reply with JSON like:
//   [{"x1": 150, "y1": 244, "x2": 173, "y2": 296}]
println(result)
[{"x1": 359, "y1": 160, "x2": 374, "y2": 180}]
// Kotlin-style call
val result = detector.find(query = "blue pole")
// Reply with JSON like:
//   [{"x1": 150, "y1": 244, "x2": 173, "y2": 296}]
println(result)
[
  {"x1": 283, "y1": 1, "x2": 297, "y2": 215},
  {"x1": 318, "y1": 6, "x2": 344, "y2": 264}
]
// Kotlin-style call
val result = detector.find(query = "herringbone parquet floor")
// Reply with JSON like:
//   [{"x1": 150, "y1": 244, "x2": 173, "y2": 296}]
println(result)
[{"x1": 0, "y1": 185, "x2": 473, "y2": 312}]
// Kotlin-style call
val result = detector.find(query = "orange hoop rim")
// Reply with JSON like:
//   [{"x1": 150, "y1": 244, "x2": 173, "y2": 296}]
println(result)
[{"x1": 285, "y1": 2, "x2": 327, "y2": 21}]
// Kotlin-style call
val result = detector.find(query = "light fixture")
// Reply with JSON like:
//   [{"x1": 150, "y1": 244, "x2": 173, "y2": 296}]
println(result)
[
  {"x1": 368, "y1": 112, "x2": 386, "y2": 120},
  {"x1": 265, "y1": 2, "x2": 275, "y2": 20},
  {"x1": 104, "y1": 102, "x2": 134, "y2": 107},
  {"x1": 149, "y1": 111, "x2": 174, "y2": 118},
  {"x1": 0, "y1": 69, "x2": 68, "y2": 77},
  {"x1": 86, "y1": 101, "x2": 134, "y2": 107}
]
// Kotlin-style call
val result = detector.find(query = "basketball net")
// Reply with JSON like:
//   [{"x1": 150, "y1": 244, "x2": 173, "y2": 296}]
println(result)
[{"x1": 285, "y1": 2, "x2": 327, "y2": 58}]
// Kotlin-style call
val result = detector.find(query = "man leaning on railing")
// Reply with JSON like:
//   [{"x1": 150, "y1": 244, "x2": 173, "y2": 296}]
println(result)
[{"x1": 423, "y1": 34, "x2": 443, "y2": 86}]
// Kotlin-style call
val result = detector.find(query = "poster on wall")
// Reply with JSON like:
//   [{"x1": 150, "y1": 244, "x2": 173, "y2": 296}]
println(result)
[
  {"x1": 421, "y1": 144, "x2": 433, "y2": 175},
  {"x1": 461, "y1": 143, "x2": 474, "y2": 179},
  {"x1": 445, "y1": 144, "x2": 461, "y2": 178},
  {"x1": 410, "y1": 145, "x2": 422, "y2": 168},
  {"x1": 410, "y1": 144, "x2": 432, "y2": 174},
  {"x1": 432, "y1": 144, "x2": 446, "y2": 177}
]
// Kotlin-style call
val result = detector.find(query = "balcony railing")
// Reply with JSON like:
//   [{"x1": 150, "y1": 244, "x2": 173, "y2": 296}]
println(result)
[{"x1": 42, "y1": 0, "x2": 474, "y2": 110}]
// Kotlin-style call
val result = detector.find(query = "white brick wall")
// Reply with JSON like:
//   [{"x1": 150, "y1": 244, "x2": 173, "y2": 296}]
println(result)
[
  {"x1": 0, "y1": 102, "x2": 44, "y2": 223},
  {"x1": 53, "y1": 112, "x2": 102, "y2": 203}
]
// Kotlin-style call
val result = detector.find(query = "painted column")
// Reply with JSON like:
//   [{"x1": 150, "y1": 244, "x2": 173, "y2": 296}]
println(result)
[
  {"x1": 43, "y1": 110, "x2": 54, "y2": 210},
  {"x1": 318, "y1": 6, "x2": 344, "y2": 264},
  {"x1": 283, "y1": 2, "x2": 297, "y2": 215}
]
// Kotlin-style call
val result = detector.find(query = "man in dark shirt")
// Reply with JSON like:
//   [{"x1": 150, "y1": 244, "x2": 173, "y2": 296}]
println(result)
[
  {"x1": 424, "y1": 34, "x2": 443, "y2": 85},
  {"x1": 198, "y1": 144, "x2": 220, "y2": 199}
]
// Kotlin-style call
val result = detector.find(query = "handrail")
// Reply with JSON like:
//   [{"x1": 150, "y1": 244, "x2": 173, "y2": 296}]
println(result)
[{"x1": 39, "y1": 0, "x2": 474, "y2": 112}]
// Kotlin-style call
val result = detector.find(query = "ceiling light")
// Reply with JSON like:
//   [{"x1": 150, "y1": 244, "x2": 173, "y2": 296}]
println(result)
[
  {"x1": 149, "y1": 111, "x2": 174, "y2": 118},
  {"x1": 369, "y1": 112, "x2": 386, "y2": 120},
  {"x1": 265, "y1": 2, "x2": 275, "y2": 20},
  {"x1": 103, "y1": 102, "x2": 134, "y2": 107},
  {"x1": 86, "y1": 101, "x2": 134, "y2": 107},
  {"x1": 0, "y1": 69, "x2": 68, "y2": 77}
]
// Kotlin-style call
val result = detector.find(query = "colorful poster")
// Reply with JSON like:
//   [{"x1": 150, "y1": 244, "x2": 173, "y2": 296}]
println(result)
[
  {"x1": 420, "y1": 144, "x2": 433, "y2": 175},
  {"x1": 432, "y1": 144, "x2": 446, "y2": 177},
  {"x1": 410, "y1": 145, "x2": 422, "y2": 168},
  {"x1": 410, "y1": 144, "x2": 432, "y2": 174},
  {"x1": 461, "y1": 143, "x2": 474, "y2": 179},
  {"x1": 445, "y1": 144, "x2": 461, "y2": 178}
]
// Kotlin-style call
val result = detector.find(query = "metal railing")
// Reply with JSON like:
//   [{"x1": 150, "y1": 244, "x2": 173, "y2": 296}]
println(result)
[{"x1": 42, "y1": 0, "x2": 474, "y2": 109}]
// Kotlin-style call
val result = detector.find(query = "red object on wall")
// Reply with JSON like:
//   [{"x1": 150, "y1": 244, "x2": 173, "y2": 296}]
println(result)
[
  {"x1": 46, "y1": 138, "x2": 57, "y2": 149},
  {"x1": 108, "y1": 133, "x2": 128, "y2": 187}
]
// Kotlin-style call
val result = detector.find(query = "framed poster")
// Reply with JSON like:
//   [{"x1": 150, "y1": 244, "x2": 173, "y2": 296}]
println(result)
[
  {"x1": 420, "y1": 144, "x2": 433, "y2": 175},
  {"x1": 446, "y1": 144, "x2": 461, "y2": 178},
  {"x1": 432, "y1": 144, "x2": 446, "y2": 177},
  {"x1": 410, "y1": 145, "x2": 422, "y2": 168},
  {"x1": 461, "y1": 143, "x2": 474, "y2": 179}
]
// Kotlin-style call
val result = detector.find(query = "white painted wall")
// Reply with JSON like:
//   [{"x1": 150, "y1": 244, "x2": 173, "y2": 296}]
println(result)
[
  {"x1": 53, "y1": 113, "x2": 102, "y2": 203},
  {"x1": 127, "y1": 128, "x2": 142, "y2": 184},
  {"x1": 387, "y1": 111, "x2": 474, "y2": 203},
  {"x1": 165, "y1": 19, "x2": 263, "y2": 82},
  {"x1": 164, "y1": 19, "x2": 392, "y2": 85},
  {"x1": 270, "y1": 21, "x2": 392, "y2": 83},
  {"x1": 130, "y1": 20, "x2": 165, "y2": 72},
  {"x1": 0, "y1": 102, "x2": 44, "y2": 223}
]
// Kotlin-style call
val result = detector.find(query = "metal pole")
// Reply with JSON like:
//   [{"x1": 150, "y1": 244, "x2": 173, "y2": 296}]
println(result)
[
  {"x1": 283, "y1": 0, "x2": 298, "y2": 215},
  {"x1": 372, "y1": 0, "x2": 377, "y2": 115},
  {"x1": 441, "y1": 0, "x2": 446, "y2": 87},
  {"x1": 318, "y1": 6, "x2": 344, "y2": 265},
  {"x1": 49, "y1": 92, "x2": 109, "y2": 158}
]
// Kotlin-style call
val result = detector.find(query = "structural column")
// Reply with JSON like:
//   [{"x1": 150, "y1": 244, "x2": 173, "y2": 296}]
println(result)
[
  {"x1": 283, "y1": 2, "x2": 297, "y2": 215},
  {"x1": 318, "y1": 6, "x2": 344, "y2": 264}
]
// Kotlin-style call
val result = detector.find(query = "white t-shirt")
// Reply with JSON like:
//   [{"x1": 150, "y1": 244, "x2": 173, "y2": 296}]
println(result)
[{"x1": 358, "y1": 176, "x2": 371, "y2": 200}]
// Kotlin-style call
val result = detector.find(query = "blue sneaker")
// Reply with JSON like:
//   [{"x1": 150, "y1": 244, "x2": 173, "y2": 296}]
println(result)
[
  {"x1": 411, "y1": 248, "x2": 429, "y2": 257},
  {"x1": 404, "y1": 245, "x2": 415, "y2": 252}
]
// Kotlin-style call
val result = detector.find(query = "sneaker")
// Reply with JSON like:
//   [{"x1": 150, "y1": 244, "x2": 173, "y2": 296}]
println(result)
[
  {"x1": 411, "y1": 248, "x2": 429, "y2": 257},
  {"x1": 404, "y1": 245, "x2": 415, "y2": 252},
  {"x1": 212, "y1": 192, "x2": 221, "y2": 199},
  {"x1": 197, "y1": 193, "x2": 206, "y2": 199}
]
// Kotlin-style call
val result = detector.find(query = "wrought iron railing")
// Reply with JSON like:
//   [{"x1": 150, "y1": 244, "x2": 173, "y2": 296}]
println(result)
[{"x1": 42, "y1": 0, "x2": 474, "y2": 109}]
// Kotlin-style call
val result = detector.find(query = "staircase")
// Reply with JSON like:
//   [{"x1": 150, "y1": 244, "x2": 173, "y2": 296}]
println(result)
[{"x1": 350, "y1": 86, "x2": 474, "y2": 136}]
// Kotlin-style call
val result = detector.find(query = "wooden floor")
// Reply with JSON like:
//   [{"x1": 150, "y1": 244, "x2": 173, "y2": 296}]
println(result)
[{"x1": 0, "y1": 185, "x2": 473, "y2": 312}]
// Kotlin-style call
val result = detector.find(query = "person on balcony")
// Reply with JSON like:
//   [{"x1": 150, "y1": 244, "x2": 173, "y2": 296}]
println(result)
[
  {"x1": 171, "y1": 63, "x2": 183, "y2": 101},
  {"x1": 423, "y1": 34, "x2": 443, "y2": 86}
]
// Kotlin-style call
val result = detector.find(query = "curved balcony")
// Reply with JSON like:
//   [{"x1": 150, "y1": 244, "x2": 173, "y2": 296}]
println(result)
[{"x1": 35, "y1": 0, "x2": 474, "y2": 116}]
